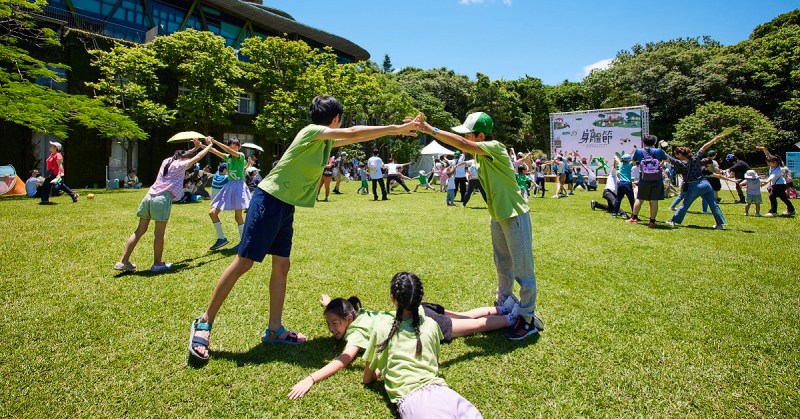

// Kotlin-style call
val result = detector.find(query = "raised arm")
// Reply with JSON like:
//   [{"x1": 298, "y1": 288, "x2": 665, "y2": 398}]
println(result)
[
  {"x1": 186, "y1": 137, "x2": 215, "y2": 166},
  {"x1": 418, "y1": 119, "x2": 488, "y2": 156},
  {"x1": 212, "y1": 138, "x2": 243, "y2": 157}
]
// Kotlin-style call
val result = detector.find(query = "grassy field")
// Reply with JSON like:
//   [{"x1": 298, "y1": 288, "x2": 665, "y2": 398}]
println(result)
[{"x1": 1, "y1": 185, "x2": 798, "y2": 417}]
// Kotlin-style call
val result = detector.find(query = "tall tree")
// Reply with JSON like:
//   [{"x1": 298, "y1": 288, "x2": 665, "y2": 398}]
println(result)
[
  {"x1": 382, "y1": 54, "x2": 393, "y2": 73},
  {"x1": 150, "y1": 29, "x2": 243, "y2": 135},
  {"x1": 87, "y1": 45, "x2": 176, "y2": 171},
  {"x1": 672, "y1": 102, "x2": 778, "y2": 155},
  {"x1": 0, "y1": 0, "x2": 145, "y2": 140}
]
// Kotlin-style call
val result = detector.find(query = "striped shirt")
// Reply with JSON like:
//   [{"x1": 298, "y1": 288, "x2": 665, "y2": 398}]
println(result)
[
  {"x1": 148, "y1": 157, "x2": 191, "y2": 200},
  {"x1": 668, "y1": 151, "x2": 705, "y2": 183}
]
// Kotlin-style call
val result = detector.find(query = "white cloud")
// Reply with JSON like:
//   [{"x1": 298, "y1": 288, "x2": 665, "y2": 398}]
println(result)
[
  {"x1": 458, "y1": 0, "x2": 512, "y2": 5},
  {"x1": 582, "y1": 58, "x2": 612, "y2": 77}
]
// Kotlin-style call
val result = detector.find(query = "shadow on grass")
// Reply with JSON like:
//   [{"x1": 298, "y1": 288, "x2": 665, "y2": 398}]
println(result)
[
  {"x1": 113, "y1": 253, "x2": 229, "y2": 278},
  {"x1": 362, "y1": 381, "x2": 399, "y2": 418},
  {"x1": 440, "y1": 330, "x2": 540, "y2": 369},
  {"x1": 209, "y1": 336, "x2": 340, "y2": 369}
]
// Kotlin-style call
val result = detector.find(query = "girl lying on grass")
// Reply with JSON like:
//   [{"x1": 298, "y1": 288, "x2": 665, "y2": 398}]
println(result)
[{"x1": 287, "y1": 291, "x2": 521, "y2": 400}]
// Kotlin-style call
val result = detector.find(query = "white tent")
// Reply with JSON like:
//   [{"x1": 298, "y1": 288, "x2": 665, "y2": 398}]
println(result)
[{"x1": 411, "y1": 140, "x2": 455, "y2": 177}]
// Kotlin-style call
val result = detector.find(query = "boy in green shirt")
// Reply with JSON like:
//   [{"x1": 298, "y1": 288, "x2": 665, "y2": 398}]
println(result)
[
  {"x1": 188, "y1": 96, "x2": 420, "y2": 361},
  {"x1": 418, "y1": 112, "x2": 543, "y2": 340}
]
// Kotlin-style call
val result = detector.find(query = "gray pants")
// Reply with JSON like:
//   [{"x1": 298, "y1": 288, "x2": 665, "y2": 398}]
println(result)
[{"x1": 490, "y1": 211, "x2": 537, "y2": 321}]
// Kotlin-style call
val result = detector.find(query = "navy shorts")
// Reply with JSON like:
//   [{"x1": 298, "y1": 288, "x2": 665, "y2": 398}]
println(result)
[
  {"x1": 238, "y1": 188, "x2": 295, "y2": 262},
  {"x1": 423, "y1": 305, "x2": 453, "y2": 342}
]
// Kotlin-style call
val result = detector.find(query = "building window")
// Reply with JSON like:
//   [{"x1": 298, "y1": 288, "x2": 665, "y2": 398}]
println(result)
[
  {"x1": 35, "y1": 66, "x2": 68, "y2": 91},
  {"x1": 223, "y1": 133, "x2": 254, "y2": 142},
  {"x1": 238, "y1": 92, "x2": 256, "y2": 115}
]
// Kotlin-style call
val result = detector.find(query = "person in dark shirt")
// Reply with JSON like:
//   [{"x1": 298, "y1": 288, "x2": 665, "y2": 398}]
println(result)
[{"x1": 725, "y1": 154, "x2": 751, "y2": 203}]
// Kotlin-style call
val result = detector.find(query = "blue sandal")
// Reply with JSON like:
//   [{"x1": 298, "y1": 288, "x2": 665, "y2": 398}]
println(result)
[
  {"x1": 261, "y1": 325, "x2": 305, "y2": 345},
  {"x1": 188, "y1": 316, "x2": 212, "y2": 361}
]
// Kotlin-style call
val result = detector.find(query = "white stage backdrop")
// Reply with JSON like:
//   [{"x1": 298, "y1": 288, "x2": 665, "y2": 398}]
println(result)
[{"x1": 550, "y1": 106, "x2": 649, "y2": 164}]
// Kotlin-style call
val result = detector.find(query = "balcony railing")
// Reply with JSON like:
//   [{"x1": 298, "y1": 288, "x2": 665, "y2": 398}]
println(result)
[{"x1": 34, "y1": 6, "x2": 148, "y2": 43}]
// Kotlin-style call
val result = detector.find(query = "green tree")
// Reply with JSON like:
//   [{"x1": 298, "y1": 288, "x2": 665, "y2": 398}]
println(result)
[
  {"x1": 87, "y1": 45, "x2": 176, "y2": 171},
  {"x1": 150, "y1": 29, "x2": 243, "y2": 135},
  {"x1": 382, "y1": 54, "x2": 393, "y2": 73},
  {"x1": 672, "y1": 102, "x2": 778, "y2": 155},
  {"x1": 0, "y1": 0, "x2": 144, "y2": 140},
  {"x1": 469, "y1": 74, "x2": 522, "y2": 148},
  {"x1": 509, "y1": 76, "x2": 552, "y2": 153}
]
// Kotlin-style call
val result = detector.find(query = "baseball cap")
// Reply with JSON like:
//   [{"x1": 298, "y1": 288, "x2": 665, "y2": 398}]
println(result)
[
  {"x1": 341, "y1": 151, "x2": 348, "y2": 156},
  {"x1": 725, "y1": 153, "x2": 736, "y2": 161},
  {"x1": 418, "y1": 170, "x2": 425, "y2": 175},
  {"x1": 452, "y1": 112, "x2": 494, "y2": 134},
  {"x1": 49, "y1": 141, "x2": 62, "y2": 150},
  {"x1": 744, "y1": 170, "x2": 758, "y2": 179},
  {"x1": 621, "y1": 154, "x2": 632, "y2": 161},
  {"x1": 246, "y1": 166, "x2": 259, "y2": 173},
  {"x1": 707, "y1": 150, "x2": 717, "y2": 156}
]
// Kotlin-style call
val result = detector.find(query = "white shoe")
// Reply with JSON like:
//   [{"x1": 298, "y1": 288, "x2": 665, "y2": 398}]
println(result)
[
  {"x1": 665, "y1": 220, "x2": 675, "y2": 227},
  {"x1": 713, "y1": 224, "x2": 724, "y2": 230},
  {"x1": 150, "y1": 262, "x2": 174, "y2": 272},
  {"x1": 113, "y1": 261, "x2": 136, "y2": 271}
]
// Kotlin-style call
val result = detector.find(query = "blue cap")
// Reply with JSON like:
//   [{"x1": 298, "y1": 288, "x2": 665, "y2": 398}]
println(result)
[
  {"x1": 726, "y1": 153, "x2": 736, "y2": 161},
  {"x1": 621, "y1": 154, "x2": 632, "y2": 161}
]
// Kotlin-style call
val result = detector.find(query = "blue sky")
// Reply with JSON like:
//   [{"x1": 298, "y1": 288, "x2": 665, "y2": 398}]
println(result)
[{"x1": 267, "y1": 0, "x2": 800, "y2": 85}]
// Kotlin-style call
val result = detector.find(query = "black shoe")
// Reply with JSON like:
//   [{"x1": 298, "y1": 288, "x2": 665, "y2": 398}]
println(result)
[
  {"x1": 38, "y1": 201, "x2": 56, "y2": 205},
  {"x1": 382, "y1": 197, "x2": 389, "y2": 201},
  {"x1": 504, "y1": 316, "x2": 540, "y2": 341},
  {"x1": 209, "y1": 238, "x2": 229, "y2": 250},
  {"x1": 332, "y1": 190, "x2": 342, "y2": 194},
  {"x1": 590, "y1": 200, "x2": 596, "y2": 211}
]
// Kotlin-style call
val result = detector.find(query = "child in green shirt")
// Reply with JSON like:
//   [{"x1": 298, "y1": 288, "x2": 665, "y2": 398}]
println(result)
[
  {"x1": 362, "y1": 272, "x2": 482, "y2": 418},
  {"x1": 188, "y1": 96, "x2": 420, "y2": 362},
  {"x1": 418, "y1": 112, "x2": 543, "y2": 340}
]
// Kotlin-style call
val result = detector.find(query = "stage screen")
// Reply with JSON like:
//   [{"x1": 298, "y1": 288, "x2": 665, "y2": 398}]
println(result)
[{"x1": 550, "y1": 106, "x2": 649, "y2": 166}]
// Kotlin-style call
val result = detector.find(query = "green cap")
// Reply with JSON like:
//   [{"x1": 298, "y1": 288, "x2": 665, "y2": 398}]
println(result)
[
  {"x1": 707, "y1": 150, "x2": 717, "y2": 156},
  {"x1": 452, "y1": 112, "x2": 494, "y2": 134}
]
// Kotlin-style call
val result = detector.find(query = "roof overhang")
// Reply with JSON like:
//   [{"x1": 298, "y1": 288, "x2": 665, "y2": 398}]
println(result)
[{"x1": 202, "y1": 0, "x2": 369, "y2": 61}]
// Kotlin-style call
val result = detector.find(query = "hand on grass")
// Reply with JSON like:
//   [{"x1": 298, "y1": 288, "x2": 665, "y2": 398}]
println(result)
[
  {"x1": 320, "y1": 294, "x2": 331, "y2": 308},
  {"x1": 288, "y1": 376, "x2": 314, "y2": 400}
]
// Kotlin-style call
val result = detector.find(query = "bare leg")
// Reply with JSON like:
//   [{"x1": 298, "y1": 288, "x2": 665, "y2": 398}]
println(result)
[
  {"x1": 153, "y1": 220, "x2": 168, "y2": 265},
  {"x1": 445, "y1": 307, "x2": 500, "y2": 319},
  {"x1": 450, "y1": 316, "x2": 509, "y2": 338},
  {"x1": 192, "y1": 256, "x2": 255, "y2": 358},
  {"x1": 209, "y1": 207, "x2": 221, "y2": 223},
  {"x1": 648, "y1": 200, "x2": 658, "y2": 220},
  {"x1": 234, "y1": 209, "x2": 244, "y2": 226},
  {"x1": 119, "y1": 218, "x2": 150, "y2": 264},
  {"x1": 267, "y1": 256, "x2": 306, "y2": 342},
  {"x1": 632, "y1": 199, "x2": 643, "y2": 217}
]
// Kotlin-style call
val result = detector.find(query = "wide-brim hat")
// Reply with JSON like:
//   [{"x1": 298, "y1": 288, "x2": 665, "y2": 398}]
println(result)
[
  {"x1": 452, "y1": 112, "x2": 493, "y2": 134},
  {"x1": 246, "y1": 166, "x2": 260, "y2": 173},
  {"x1": 744, "y1": 170, "x2": 758, "y2": 179}
]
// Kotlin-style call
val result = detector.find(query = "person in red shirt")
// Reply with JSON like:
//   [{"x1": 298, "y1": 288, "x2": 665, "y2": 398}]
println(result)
[{"x1": 39, "y1": 141, "x2": 78, "y2": 205}]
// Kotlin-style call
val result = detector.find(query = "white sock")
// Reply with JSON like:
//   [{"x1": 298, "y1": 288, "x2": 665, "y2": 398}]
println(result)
[
  {"x1": 213, "y1": 222, "x2": 225, "y2": 239},
  {"x1": 238, "y1": 223, "x2": 244, "y2": 239}
]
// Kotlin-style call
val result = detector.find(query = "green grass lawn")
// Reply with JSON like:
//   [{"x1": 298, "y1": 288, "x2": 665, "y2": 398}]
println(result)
[{"x1": 1, "y1": 185, "x2": 798, "y2": 417}]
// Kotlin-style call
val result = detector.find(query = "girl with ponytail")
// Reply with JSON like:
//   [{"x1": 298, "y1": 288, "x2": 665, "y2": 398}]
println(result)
[
  {"x1": 207, "y1": 136, "x2": 252, "y2": 251},
  {"x1": 114, "y1": 137, "x2": 214, "y2": 273},
  {"x1": 362, "y1": 272, "x2": 483, "y2": 418},
  {"x1": 289, "y1": 274, "x2": 519, "y2": 401}
]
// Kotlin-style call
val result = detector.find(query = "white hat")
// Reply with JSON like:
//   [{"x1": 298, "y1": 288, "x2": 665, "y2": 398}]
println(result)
[
  {"x1": 744, "y1": 170, "x2": 758, "y2": 180},
  {"x1": 418, "y1": 170, "x2": 425, "y2": 175},
  {"x1": 246, "y1": 166, "x2": 260, "y2": 173},
  {"x1": 341, "y1": 151, "x2": 348, "y2": 156},
  {"x1": 49, "y1": 141, "x2": 62, "y2": 150}
]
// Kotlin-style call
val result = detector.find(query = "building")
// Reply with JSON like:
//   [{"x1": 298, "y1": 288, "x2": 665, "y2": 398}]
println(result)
[{"x1": 5, "y1": 1, "x2": 369, "y2": 186}]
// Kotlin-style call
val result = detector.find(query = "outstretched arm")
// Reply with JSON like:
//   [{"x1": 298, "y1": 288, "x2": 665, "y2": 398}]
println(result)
[
  {"x1": 417, "y1": 118, "x2": 488, "y2": 156},
  {"x1": 186, "y1": 137, "x2": 215, "y2": 166},
  {"x1": 212, "y1": 138, "x2": 243, "y2": 157},
  {"x1": 318, "y1": 118, "x2": 421, "y2": 146},
  {"x1": 288, "y1": 345, "x2": 360, "y2": 400},
  {"x1": 361, "y1": 361, "x2": 378, "y2": 384}
]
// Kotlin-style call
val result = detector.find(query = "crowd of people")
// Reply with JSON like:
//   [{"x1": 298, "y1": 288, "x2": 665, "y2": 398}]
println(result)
[{"x1": 88, "y1": 93, "x2": 800, "y2": 418}]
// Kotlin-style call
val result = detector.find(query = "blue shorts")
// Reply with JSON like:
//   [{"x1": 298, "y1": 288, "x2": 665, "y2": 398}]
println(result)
[{"x1": 237, "y1": 188, "x2": 295, "y2": 261}]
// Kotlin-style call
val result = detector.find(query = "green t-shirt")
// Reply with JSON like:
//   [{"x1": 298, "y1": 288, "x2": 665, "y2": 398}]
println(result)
[
  {"x1": 363, "y1": 308, "x2": 447, "y2": 403},
  {"x1": 516, "y1": 173, "x2": 528, "y2": 189},
  {"x1": 475, "y1": 141, "x2": 530, "y2": 221},
  {"x1": 258, "y1": 125, "x2": 333, "y2": 207},
  {"x1": 344, "y1": 309, "x2": 393, "y2": 350},
  {"x1": 417, "y1": 174, "x2": 427, "y2": 185},
  {"x1": 225, "y1": 152, "x2": 246, "y2": 181}
]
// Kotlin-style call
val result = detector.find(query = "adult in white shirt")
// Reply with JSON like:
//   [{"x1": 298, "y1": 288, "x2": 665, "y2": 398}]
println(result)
[
  {"x1": 449, "y1": 151, "x2": 467, "y2": 201},
  {"x1": 385, "y1": 157, "x2": 411, "y2": 193},
  {"x1": 26, "y1": 169, "x2": 44, "y2": 198},
  {"x1": 367, "y1": 149, "x2": 388, "y2": 200},
  {"x1": 590, "y1": 161, "x2": 627, "y2": 218}
]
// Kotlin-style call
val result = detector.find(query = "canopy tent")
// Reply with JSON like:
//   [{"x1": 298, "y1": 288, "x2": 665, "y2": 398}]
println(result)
[
  {"x1": 419, "y1": 140, "x2": 453, "y2": 156},
  {"x1": 410, "y1": 140, "x2": 455, "y2": 179}
]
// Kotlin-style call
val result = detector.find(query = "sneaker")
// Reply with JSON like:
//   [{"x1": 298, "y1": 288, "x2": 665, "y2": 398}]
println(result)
[
  {"x1": 665, "y1": 220, "x2": 675, "y2": 228},
  {"x1": 590, "y1": 200, "x2": 597, "y2": 211},
  {"x1": 150, "y1": 262, "x2": 174, "y2": 272},
  {"x1": 209, "y1": 238, "x2": 229, "y2": 250},
  {"x1": 113, "y1": 261, "x2": 136, "y2": 271},
  {"x1": 38, "y1": 201, "x2": 56, "y2": 205},
  {"x1": 230, "y1": 243, "x2": 240, "y2": 252},
  {"x1": 764, "y1": 213, "x2": 776, "y2": 217},
  {"x1": 783, "y1": 210, "x2": 797, "y2": 216},
  {"x1": 382, "y1": 197, "x2": 389, "y2": 201},
  {"x1": 568, "y1": 192, "x2": 574, "y2": 195},
  {"x1": 626, "y1": 218, "x2": 639, "y2": 224},
  {"x1": 496, "y1": 295, "x2": 519, "y2": 315},
  {"x1": 611, "y1": 213, "x2": 617, "y2": 218},
  {"x1": 551, "y1": 194, "x2": 560, "y2": 199},
  {"x1": 744, "y1": 212, "x2": 749, "y2": 216},
  {"x1": 702, "y1": 211, "x2": 712, "y2": 215},
  {"x1": 72, "y1": 193, "x2": 79, "y2": 203},
  {"x1": 532, "y1": 315, "x2": 545, "y2": 332},
  {"x1": 504, "y1": 316, "x2": 539, "y2": 341},
  {"x1": 620, "y1": 212, "x2": 630, "y2": 220},
  {"x1": 648, "y1": 220, "x2": 657, "y2": 228},
  {"x1": 754, "y1": 213, "x2": 762, "y2": 217},
  {"x1": 332, "y1": 190, "x2": 342, "y2": 194},
  {"x1": 713, "y1": 224, "x2": 724, "y2": 230}
]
